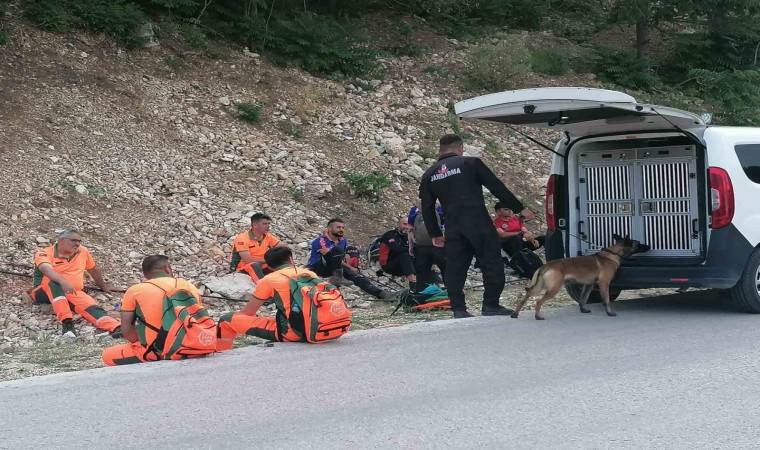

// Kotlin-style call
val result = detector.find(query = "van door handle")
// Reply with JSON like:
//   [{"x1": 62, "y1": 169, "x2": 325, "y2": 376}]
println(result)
[
  {"x1": 692, "y1": 219, "x2": 699, "y2": 239},
  {"x1": 578, "y1": 220, "x2": 586, "y2": 241},
  {"x1": 640, "y1": 201, "x2": 654, "y2": 213}
]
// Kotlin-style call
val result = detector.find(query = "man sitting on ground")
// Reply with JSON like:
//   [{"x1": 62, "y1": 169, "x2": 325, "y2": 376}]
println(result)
[
  {"x1": 308, "y1": 218, "x2": 392, "y2": 300},
  {"x1": 410, "y1": 198, "x2": 447, "y2": 291},
  {"x1": 101, "y1": 255, "x2": 217, "y2": 366},
  {"x1": 378, "y1": 215, "x2": 417, "y2": 292},
  {"x1": 230, "y1": 213, "x2": 286, "y2": 282},
  {"x1": 217, "y1": 247, "x2": 315, "y2": 347},
  {"x1": 493, "y1": 202, "x2": 545, "y2": 258},
  {"x1": 29, "y1": 230, "x2": 121, "y2": 337}
]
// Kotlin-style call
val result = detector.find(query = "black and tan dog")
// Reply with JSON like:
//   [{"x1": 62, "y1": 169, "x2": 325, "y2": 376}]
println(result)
[{"x1": 511, "y1": 234, "x2": 650, "y2": 320}]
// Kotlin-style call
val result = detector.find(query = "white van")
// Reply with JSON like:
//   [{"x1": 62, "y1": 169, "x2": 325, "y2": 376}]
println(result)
[{"x1": 454, "y1": 87, "x2": 760, "y2": 311}]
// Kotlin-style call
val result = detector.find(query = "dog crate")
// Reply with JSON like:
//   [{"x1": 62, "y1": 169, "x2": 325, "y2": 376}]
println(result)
[{"x1": 577, "y1": 145, "x2": 700, "y2": 257}]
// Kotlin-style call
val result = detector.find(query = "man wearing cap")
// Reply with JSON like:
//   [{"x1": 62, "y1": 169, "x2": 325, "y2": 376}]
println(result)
[{"x1": 419, "y1": 134, "x2": 535, "y2": 319}]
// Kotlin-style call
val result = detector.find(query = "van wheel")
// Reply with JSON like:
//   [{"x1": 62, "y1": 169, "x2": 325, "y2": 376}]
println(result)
[
  {"x1": 565, "y1": 284, "x2": 621, "y2": 304},
  {"x1": 729, "y1": 247, "x2": 760, "y2": 313}
]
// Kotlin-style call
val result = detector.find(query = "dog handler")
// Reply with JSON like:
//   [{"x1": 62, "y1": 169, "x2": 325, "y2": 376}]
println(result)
[{"x1": 419, "y1": 134, "x2": 535, "y2": 318}]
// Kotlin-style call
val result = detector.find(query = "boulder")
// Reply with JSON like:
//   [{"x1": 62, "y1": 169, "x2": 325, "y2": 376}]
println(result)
[{"x1": 203, "y1": 273, "x2": 256, "y2": 300}]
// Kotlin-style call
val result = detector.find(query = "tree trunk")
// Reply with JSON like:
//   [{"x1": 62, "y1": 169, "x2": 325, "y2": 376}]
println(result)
[{"x1": 636, "y1": 15, "x2": 652, "y2": 71}]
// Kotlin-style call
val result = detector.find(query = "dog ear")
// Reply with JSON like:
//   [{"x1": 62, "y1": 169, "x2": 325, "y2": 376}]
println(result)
[{"x1": 612, "y1": 233, "x2": 622, "y2": 241}]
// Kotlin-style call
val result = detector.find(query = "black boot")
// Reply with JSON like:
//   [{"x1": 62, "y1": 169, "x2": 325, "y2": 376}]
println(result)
[
  {"x1": 329, "y1": 269, "x2": 354, "y2": 287},
  {"x1": 61, "y1": 318, "x2": 77, "y2": 336},
  {"x1": 409, "y1": 281, "x2": 417, "y2": 294},
  {"x1": 453, "y1": 310, "x2": 474, "y2": 319},
  {"x1": 482, "y1": 305, "x2": 514, "y2": 316}
]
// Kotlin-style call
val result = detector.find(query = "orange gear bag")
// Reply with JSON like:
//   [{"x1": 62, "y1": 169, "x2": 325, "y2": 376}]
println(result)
[
  {"x1": 138, "y1": 280, "x2": 218, "y2": 360},
  {"x1": 286, "y1": 273, "x2": 352, "y2": 344}
]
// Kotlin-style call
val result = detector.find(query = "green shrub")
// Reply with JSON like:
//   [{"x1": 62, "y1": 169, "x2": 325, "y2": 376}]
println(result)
[
  {"x1": 278, "y1": 121, "x2": 303, "y2": 137},
  {"x1": 165, "y1": 56, "x2": 182, "y2": 71},
  {"x1": 385, "y1": 22, "x2": 426, "y2": 57},
  {"x1": 179, "y1": 23, "x2": 207, "y2": 48},
  {"x1": 0, "y1": 26, "x2": 7, "y2": 46},
  {"x1": 381, "y1": 0, "x2": 548, "y2": 32},
  {"x1": 484, "y1": 140, "x2": 500, "y2": 154},
  {"x1": 251, "y1": 11, "x2": 380, "y2": 77},
  {"x1": 22, "y1": 0, "x2": 148, "y2": 48},
  {"x1": 464, "y1": 34, "x2": 532, "y2": 92},
  {"x1": 591, "y1": 46, "x2": 660, "y2": 91},
  {"x1": 686, "y1": 69, "x2": 760, "y2": 125},
  {"x1": 424, "y1": 65, "x2": 451, "y2": 78},
  {"x1": 235, "y1": 102, "x2": 262, "y2": 124},
  {"x1": 344, "y1": 171, "x2": 392, "y2": 201},
  {"x1": 531, "y1": 48, "x2": 569, "y2": 76}
]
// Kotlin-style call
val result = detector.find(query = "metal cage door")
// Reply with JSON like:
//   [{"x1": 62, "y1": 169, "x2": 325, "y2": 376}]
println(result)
[
  {"x1": 636, "y1": 155, "x2": 700, "y2": 256},
  {"x1": 578, "y1": 160, "x2": 635, "y2": 254}
]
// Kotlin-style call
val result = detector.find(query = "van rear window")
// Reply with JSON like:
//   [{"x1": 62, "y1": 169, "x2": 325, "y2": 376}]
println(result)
[{"x1": 734, "y1": 144, "x2": 760, "y2": 184}]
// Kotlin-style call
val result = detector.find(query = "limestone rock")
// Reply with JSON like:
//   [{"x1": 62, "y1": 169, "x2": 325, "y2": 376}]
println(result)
[{"x1": 203, "y1": 273, "x2": 256, "y2": 301}]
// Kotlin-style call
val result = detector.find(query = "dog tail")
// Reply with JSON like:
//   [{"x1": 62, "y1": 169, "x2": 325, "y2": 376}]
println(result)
[{"x1": 524, "y1": 266, "x2": 544, "y2": 291}]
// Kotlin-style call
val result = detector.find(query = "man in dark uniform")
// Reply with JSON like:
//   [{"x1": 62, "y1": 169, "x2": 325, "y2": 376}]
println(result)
[{"x1": 419, "y1": 134, "x2": 535, "y2": 318}]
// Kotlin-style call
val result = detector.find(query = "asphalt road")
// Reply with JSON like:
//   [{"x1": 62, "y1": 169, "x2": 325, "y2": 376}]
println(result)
[{"x1": 2, "y1": 290, "x2": 760, "y2": 449}]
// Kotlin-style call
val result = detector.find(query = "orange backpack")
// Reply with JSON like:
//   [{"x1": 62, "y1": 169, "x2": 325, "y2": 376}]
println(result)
[
  {"x1": 137, "y1": 279, "x2": 218, "y2": 360},
  {"x1": 285, "y1": 273, "x2": 352, "y2": 344}
]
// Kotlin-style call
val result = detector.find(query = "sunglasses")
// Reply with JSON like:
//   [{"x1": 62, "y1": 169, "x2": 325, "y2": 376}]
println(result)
[{"x1": 64, "y1": 238, "x2": 83, "y2": 243}]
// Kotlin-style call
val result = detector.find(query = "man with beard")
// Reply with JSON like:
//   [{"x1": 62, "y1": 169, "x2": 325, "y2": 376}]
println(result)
[{"x1": 307, "y1": 218, "x2": 392, "y2": 300}]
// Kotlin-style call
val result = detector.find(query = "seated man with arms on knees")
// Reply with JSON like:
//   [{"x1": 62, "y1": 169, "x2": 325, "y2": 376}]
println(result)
[
  {"x1": 493, "y1": 202, "x2": 545, "y2": 258},
  {"x1": 102, "y1": 255, "x2": 217, "y2": 366},
  {"x1": 30, "y1": 229, "x2": 121, "y2": 338},
  {"x1": 230, "y1": 212, "x2": 286, "y2": 282},
  {"x1": 378, "y1": 215, "x2": 417, "y2": 292},
  {"x1": 307, "y1": 218, "x2": 393, "y2": 300},
  {"x1": 218, "y1": 246, "x2": 346, "y2": 347}
]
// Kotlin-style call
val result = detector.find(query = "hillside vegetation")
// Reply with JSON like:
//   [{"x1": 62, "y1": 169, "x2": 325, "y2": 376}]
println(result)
[{"x1": 0, "y1": 0, "x2": 757, "y2": 379}]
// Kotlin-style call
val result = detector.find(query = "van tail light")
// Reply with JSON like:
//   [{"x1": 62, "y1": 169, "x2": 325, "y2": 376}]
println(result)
[
  {"x1": 708, "y1": 167, "x2": 734, "y2": 229},
  {"x1": 545, "y1": 174, "x2": 558, "y2": 231}
]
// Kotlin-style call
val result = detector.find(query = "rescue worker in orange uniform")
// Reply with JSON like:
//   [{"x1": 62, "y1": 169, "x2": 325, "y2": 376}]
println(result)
[
  {"x1": 101, "y1": 255, "x2": 213, "y2": 366},
  {"x1": 30, "y1": 230, "x2": 121, "y2": 337},
  {"x1": 230, "y1": 212, "x2": 286, "y2": 282},
  {"x1": 217, "y1": 246, "x2": 311, "y2": 348}
]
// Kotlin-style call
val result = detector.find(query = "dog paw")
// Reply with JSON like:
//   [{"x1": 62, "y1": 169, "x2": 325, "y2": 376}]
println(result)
[
  {"x1": 580, "y1": 308, "x2": 591, "y2": 313},
  {"x1": 535, "y1": 316, "x2": 545, "y2": 320},
  {"x1": 510, "y1": 313, "x2": 519, "y2": 318},
  {"x1": 606, "y1": 312, "x2": 617, "y2": 317}
]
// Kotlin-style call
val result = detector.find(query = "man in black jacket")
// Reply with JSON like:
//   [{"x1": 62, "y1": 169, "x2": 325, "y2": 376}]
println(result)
[
  {"x1": 419, "y1": 134, "x2": 535, "y2": 318},
  {"x1": 378, "y1": 215, "x2": 417, "y2": 292}
]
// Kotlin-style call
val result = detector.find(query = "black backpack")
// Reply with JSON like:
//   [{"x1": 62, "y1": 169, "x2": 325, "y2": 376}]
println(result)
[{"x1": 509, "y1": 248, "x2": 544, "y2": 278}]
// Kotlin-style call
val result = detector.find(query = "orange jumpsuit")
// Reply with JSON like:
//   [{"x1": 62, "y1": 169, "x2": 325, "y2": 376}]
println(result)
[{"x1": 30, "y1": 245, "x2": 119, "y2": 332}]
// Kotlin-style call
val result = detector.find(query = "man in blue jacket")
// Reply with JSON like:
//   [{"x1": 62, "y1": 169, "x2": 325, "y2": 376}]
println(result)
[{"x1": 308, "y1": 218, "x2": 392, "y2": 300}]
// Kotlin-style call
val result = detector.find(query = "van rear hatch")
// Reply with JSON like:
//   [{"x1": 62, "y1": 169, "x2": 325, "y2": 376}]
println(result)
[
  {"x1": 454, "y1": 87, "x2": 708, "y2": 264},
  {"x1": 453, "y1": 87, "x2": 706, "y2": 138}
]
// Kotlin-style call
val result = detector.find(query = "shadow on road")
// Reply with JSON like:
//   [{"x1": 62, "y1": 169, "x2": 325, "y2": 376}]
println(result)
[{"x1": 613, "y1": 289, "x2": 741, "y2": 315}]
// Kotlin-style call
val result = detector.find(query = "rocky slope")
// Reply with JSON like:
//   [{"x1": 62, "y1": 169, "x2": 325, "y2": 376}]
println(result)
[{"x1": 0, "y1": 15, "x2": 610, "y2": 376}]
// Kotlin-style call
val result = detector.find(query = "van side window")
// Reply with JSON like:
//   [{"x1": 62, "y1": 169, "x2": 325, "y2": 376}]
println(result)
[{"x1": 735, "y1": 144, "x2": 760, "y2": 184}]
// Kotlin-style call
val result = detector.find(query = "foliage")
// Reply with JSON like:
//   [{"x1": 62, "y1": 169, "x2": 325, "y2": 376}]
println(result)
[
  {"x1": 380, "y1": 0, "x2": 549, "y2": 33},
  {"x1": 22, "y1": 0, "x2": 148, "y2": 48},
  {"x1": 463, "y1": 34, "x2": 532, "y2": 92},
  {"x1": 445, "y1": 103, "x2": 473, "y2": 139},
  {"x1": 531, "y1": 48, "x2": 569, "y2": 76},
  {"x1": 278, "y1": 121, "x2": 303, "y2": 138},
  {"x1": 234, "y1": 102, "x2": 262, "y2": 124},
  {"x1": 591, "y1": 46, "x2": 660, "y2": 91},
  {"x1": 251, "y1": 11, "x2": 380, "y2": 77},
  {"x1": 385, "y1": 21, "x2": 426, "y2": 57},
  {"x1": 0, "y1": 25, "x2": 7, "y2": 46},
  {"x1": 685, "y1": 69, "x2": 760, "y2": 125},
  {"x1": 344, "y1": 171, "x2": 392, "y2": 201},
  {"x1": 484, "y1": 141, "x2": 501, "y2": 155}
]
